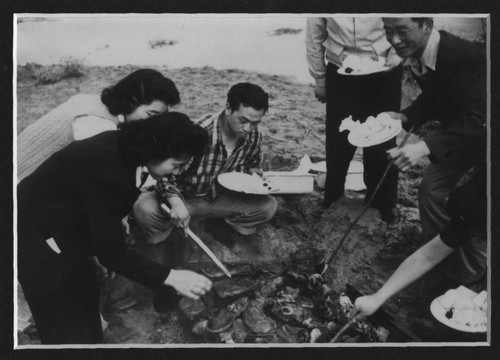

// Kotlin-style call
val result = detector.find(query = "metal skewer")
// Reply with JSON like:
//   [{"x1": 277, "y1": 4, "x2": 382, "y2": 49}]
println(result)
[
  {"x1": 161, "y1": 204, "x2": 232, "y2": 278},
  {"x1": 320, "y1": 125, "x2": 415, "y2": 276},
  {"x1": 330, "y1": 309, "x2": 360, "y2": 343}
]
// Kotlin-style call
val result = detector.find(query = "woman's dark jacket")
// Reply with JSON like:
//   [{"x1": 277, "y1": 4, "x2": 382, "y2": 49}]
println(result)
[{"x1": 17, "y1": 131, "x2": 170, "y2": 299}]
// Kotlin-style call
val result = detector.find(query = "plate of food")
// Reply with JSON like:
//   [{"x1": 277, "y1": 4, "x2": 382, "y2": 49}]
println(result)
[
  {"x1": 338, "y1": 54, "x2": 390, "y2": 75},
  {"x1": 347, "y1": 113, "x2": 402, "y2": 147},
  {"x1": 430, "y1": 286, "x2": 487, "y2": 333}
]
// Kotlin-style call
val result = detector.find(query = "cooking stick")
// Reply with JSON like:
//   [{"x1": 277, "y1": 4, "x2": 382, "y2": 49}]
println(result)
[
  {"x1": 329, "y1": 309, "x2": 360, "y2": 343},
  {"x1": 161, "y1": 204, "x2": 232, "y2": 278}
]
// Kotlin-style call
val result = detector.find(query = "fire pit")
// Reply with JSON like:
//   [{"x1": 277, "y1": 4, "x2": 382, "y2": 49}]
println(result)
[{"x1": 176, "y1": 263, "x2": 394, "y2": 344}]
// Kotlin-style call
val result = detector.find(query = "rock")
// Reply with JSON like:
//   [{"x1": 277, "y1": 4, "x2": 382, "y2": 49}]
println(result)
[
  {"x1": 255, "y1": 276, "x2": 284, "y2": 298},
  {"x1": 213, "y1": 277, "x2": 257, "y2": 298},
  {"x1": 179, "y1": 297, "x2": 206, "y2": 319},
  {"x1": 227, "y1": 297, "x2": 249, "y2": 317},
  {"x1": 243, "y1": 299, "x2": 276, "y2": 334},
  {"x1": 207, "y1": 309, "x2": 234, "y2": 333},
  {"x1": 233, "y1": 318, "x2": 250, "y2": 343}
]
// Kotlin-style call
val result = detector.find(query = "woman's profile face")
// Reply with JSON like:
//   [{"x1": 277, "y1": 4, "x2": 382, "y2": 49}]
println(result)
[
  {"x1": 124, "y1": 100, "x2": 169, "y2": 122},
  {"x1": 146, "y1": 155, "x2": 190, "y2": 178}
]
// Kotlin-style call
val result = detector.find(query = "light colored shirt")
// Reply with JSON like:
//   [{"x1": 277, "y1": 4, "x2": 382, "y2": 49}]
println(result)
[
  {"x1": 306, "y1": 17, "x2": 393, "y2": 86},
  {"x1": 73, "y1": 114, "x2": 124, "y2": 140},
  {"x1": 404, "y1": 28, "x2": 440, "y2": 77}
]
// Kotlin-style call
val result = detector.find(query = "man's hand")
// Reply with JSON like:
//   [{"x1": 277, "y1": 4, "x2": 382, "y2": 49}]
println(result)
[
  {"x1": 90, "y1": 255, "x2": 115, "y2": 280},
  {"x1": 354, "y1": 294, "x2": 384, "y2": 317},
  {"x1": 167, "y1": 197, "x2": 191, "y2": 236},
  {"x1": 379, "y1": 111, "x2": 410, "y2": 127},
  {"x1": 249, "y1": 167, "x2": 264, "y2": 177},
  {"x1": 164, "y1": 269, "x2": 212, "y2": 300},
  {"x1": 387, "y1": 140, "x2": 431, "y2": 171},
  {"x1": 315, "y1": 85, "x2": 326, "y2": 103},
  {"x1": 121, "y1": 215, "x2": 131, "y2": 235}
]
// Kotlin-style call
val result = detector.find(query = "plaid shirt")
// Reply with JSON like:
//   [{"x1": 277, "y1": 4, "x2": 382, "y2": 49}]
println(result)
[{"x1": 171, "y1": 110, "x2": 262, "y2": 200}]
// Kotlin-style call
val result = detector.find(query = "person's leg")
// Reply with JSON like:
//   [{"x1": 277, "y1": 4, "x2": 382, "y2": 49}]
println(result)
[
  {"x1": 362, "y1": 66, "x2": 402, "y2": 219},
  {"x1": 324, "y1": 63, "x2": 359, "y2": 206},
  {"x1": 363, "y1": 138, "x2": 399, "y2": 215},
  {"x1": 24, "y1": 259, "x2": 103, "y2": 344},
  {"x1": 419, "y1": 156, "x2": 472, "y2": 242},
  {"x1": 189, "y1": 190, "x2": 278, "y2": 235},
  {"x1": 446, "y1": 235, "x2": 487, "y2": 287}
]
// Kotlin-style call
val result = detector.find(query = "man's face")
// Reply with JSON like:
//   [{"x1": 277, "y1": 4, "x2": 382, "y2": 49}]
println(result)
[
  {"x1": 383, "y1": 18, "x2": 432, "y2": 58},
  {"x1": 225, "y1": 104, "x2": 265, "y2": 139}
]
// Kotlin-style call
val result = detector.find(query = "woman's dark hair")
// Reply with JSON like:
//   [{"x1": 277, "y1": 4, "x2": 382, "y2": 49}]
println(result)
[
  {"x1": 101, "y1": 69, "x2": 181, "y2": 116},
  {"x1": 227, "y1": 82, "x2": 269, "y2": 114},
  {"x1": 118, "y1": 112, "x2": 208, "y2": 166}
]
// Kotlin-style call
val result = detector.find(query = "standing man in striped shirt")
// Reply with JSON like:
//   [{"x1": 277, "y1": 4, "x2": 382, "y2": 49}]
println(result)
[{"x1": 133, "y1": 82, "x2": 278, "y2": 253}]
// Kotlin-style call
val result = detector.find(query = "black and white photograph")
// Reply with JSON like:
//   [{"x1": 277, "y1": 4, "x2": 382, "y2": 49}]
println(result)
[{"x1": 8, "y1": 8, "x2": 496, "y2": 355}]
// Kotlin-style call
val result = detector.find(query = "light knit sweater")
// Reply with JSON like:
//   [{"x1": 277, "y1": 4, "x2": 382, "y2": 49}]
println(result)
[{"x1": 17, "y1": 94, "x2": 119, "y2": 182}]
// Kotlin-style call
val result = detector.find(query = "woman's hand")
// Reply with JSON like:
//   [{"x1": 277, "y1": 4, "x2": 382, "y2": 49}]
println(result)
[
  {"x1": 354, "y1": 294, "x2": 384, "y2": 317},
  {"x1": 164, "y1": 269, "x2": 212, "y2": 300}
]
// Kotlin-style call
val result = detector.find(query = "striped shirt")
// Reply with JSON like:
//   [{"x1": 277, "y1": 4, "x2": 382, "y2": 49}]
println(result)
[{"x1": 173, "y1": 110, "x2": 262, "y2": 200}]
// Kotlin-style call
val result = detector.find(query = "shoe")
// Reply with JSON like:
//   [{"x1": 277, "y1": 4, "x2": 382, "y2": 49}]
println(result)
[
  {"x1": 205, "y1": 218, "x2": 246, "y2": 254},
  {"x1": 378, "y1": 207, "x2": 398, "y2": 223}
]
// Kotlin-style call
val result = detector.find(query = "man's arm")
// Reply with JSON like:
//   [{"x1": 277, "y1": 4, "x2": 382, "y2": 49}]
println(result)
[
  {"x1": 423, "y1": 63, "x2": 486, "y2": 163},
  {"x1": 306, "y1": 17, "x2": 328, "y2": 102},
  {"x1": 354, "y1": 235, "x2": 455, "y2": 316}
]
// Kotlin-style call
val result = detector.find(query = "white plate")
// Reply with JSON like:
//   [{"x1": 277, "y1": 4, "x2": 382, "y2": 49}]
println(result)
[
  {"x1": 337, "y1": 66, "x2": 392, "y2": 76},
  {"x1": 218, "y1": 172, "x2": 314, "y2": 195},
  {"x1": 263, "y1": 173, "x2": 314, "y2": 194},
  {"x1": 217, "y1": 172, "x2": 274, "y2": 195},
  {"x1": 430, "y1": 287, "x2": 487, "y2": 333},
  {"x1": 348, "y1": 121, "x2": 402, "y2": 147}
]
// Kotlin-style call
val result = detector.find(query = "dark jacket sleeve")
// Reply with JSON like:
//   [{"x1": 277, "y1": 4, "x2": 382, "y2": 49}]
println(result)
[
  {"x1": 68, "y1": 151, "x2": 171, "y2": 290},
  {"x1": 423, "y1": 64, "x2": 486, "y2": 163},
  {"x1": 402, "y1": 35, "x2": 486, "y2": 164}
]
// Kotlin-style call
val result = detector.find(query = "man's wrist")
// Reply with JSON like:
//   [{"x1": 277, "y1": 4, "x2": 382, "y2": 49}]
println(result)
[
  {"x1": 418, "y1": 141, "x2": 431, "y2": 156},
  {"x1": 315, "y1": 78, "x2": 326, "y2": 88}
]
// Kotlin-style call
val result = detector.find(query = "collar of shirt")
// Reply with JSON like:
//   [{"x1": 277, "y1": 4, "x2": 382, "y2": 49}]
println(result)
[
  {"x1": 135, "y1": 166, "x2": 149, "y2": 188},
  {"x1": 214, "y1": 111, "x2": 250, "y2": 150},
  {"x1": 404, "y1": 28, "x2": 440, "y2": 76}
]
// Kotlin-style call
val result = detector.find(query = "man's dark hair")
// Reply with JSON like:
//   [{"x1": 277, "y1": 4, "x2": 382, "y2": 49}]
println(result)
[
  {"x1": 101, "y1": 69, "x2": 181, "y2": 116},
  {"x1": 119, "y1": 112, "x2": 208, "y2": 165},
  {"x1": 410, "y1": 18, "x2": 434, "y2": 28},
  {"x1": 227, "y1": 82, "x2": 269, "y2": 114}
]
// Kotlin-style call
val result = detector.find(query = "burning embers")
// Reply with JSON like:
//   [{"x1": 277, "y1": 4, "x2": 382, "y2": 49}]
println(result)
[{"x1": 177, "y1": 266, "x2": 389, "y2": 343}]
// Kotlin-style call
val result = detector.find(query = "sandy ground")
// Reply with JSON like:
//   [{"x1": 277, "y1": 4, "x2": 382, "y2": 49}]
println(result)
[{"x1": 16, "y1": 64, "x2": 485, "y2": 345}]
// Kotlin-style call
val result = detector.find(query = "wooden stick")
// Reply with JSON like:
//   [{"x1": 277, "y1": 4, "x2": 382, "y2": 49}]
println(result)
[{"x1": 161, "y1": 204, "x2": 232, "y2": 278}]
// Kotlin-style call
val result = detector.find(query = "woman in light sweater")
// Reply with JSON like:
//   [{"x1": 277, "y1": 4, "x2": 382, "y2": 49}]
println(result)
[{"x1": 17, "y1": 68, "x2": 180, "y2": 183}]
